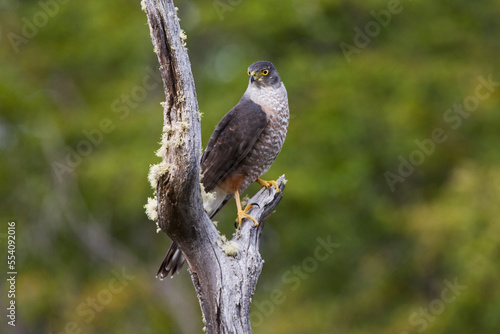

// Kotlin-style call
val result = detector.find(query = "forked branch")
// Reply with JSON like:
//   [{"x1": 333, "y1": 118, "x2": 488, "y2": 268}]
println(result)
[{"x1": 142, "y1": 1, "x2": 286, "y2": 332}]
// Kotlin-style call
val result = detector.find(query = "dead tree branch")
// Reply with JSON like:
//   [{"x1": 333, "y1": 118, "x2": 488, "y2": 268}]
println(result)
[{"x1": 142, "y1": 1, "x2": 286, "y2": 332}]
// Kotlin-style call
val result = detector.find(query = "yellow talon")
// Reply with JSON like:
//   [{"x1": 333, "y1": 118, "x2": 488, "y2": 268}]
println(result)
[
  {"x1": 235, "y1": 204, "x2": 259, "y2": 229},
  {"x1": 256, "y1": 178, "x2": 280, "y2": 193},
  {"x1": 234, "y1": 189, "x2": 259, "y2": 229},
  {"x1": 233, "y1": 179, "x2": 278, "y2": 229}
]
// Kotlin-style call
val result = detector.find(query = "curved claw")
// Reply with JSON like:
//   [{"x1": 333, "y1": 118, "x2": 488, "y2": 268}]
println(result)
[
  {"x1": 235, "y1": 204, "x2": 259, "y2": 229},
  {"x1": 256, "y1": 178, "x2": 280, "y2": 193}
]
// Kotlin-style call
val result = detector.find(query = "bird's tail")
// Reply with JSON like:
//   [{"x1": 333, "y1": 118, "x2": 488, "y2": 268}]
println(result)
[
  {"x1": 156, "y1": 241, "x2": 185, "y2": 279},
  {"x1": 202, "y1": 186, "x2": 231, "y2": 218},
  {"x1": 156, "y1": 187, "x2": 231, "y2": 279}
]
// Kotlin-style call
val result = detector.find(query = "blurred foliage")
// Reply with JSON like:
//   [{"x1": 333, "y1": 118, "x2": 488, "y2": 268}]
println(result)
[{"x1": 1, "y1": 0, "x2": 500, "y2": 333}]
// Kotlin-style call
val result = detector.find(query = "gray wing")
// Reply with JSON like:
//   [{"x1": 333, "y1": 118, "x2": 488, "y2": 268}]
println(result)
[
  {"x1": 201, "y1": 98, "x2": 268, "y2": 192},
  {"x1": 157, "y1": 99, "x2": 267, "y2": 279}
]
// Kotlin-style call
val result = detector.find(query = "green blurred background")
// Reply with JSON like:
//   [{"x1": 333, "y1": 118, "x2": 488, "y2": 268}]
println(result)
[{"x1": 1, "y1": 0, "x2": 500, "y2": 333}]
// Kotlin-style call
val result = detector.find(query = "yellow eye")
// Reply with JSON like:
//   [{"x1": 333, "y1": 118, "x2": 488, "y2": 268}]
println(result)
[
  {"x1": 261, "y1": 69, "x2": 269, "y2": 76},
  {"x1": 247, "y1": 70, "x2": 251, "y2": 76}
]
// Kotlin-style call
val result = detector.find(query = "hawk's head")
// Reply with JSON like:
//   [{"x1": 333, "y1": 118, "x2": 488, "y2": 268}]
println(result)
[{"x1": 247, "y1": 61, "x2": 281, "y2": 88}]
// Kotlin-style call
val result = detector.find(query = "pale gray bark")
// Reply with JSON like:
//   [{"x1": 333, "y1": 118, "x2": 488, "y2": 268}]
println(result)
[{"x1": 142, "y1": 1, "x2": 286, "y2": 333}]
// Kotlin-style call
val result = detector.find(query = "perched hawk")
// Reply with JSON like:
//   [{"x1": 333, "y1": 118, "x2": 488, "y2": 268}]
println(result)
[{"x1": 157, "y1": 61, "x2": 289, "y2": 279}]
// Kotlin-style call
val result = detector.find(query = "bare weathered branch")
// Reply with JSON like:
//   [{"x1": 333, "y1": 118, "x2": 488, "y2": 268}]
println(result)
[{"x1": 142, "y1": 1, "x2": 286, "y2": 332}]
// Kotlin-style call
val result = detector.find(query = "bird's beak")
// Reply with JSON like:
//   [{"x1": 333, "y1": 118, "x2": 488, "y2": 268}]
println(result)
[{"x1": 250, "y1": 71, "x2": 260, "y2": 83}]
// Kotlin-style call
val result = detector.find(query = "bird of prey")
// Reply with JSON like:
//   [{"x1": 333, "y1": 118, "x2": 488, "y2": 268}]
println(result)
[{"x1": 157, "y1": 61, "x2": 289, "y2": 279}]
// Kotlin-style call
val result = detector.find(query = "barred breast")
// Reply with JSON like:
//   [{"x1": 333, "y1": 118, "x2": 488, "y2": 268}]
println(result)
[{"x1": 239, "y1": 82, "x2": 289, "y2": 191}]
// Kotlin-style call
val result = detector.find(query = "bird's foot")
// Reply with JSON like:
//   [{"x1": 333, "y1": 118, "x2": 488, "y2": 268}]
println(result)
[
  {"x1": 235, "y1": 204, "x2": 259, "y2": 229},
  {"x1": 257, "y1": 178, "x2": 280, "y2": 193}
]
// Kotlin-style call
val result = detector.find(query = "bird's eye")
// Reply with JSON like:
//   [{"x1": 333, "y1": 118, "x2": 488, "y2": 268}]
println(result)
[
  {"x1": 247, "y1": 70, "x2": 251, "y2": 76},
  {"x1": 261, "y1": 69, "x2": 269, "y2": 76}
]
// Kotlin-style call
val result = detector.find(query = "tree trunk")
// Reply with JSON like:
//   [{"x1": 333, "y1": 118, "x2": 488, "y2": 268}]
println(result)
[{"x1": 142, "y1": 1, "x2": 287, "y2": 332}]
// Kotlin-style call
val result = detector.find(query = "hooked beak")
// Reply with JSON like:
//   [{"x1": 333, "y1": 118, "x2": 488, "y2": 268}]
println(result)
[{"x1": 250, "y1": 71, "x2": 261, "y2": 83}]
